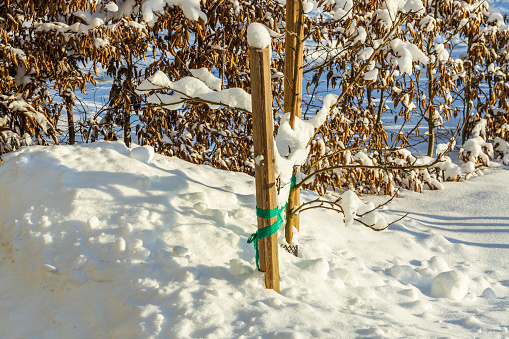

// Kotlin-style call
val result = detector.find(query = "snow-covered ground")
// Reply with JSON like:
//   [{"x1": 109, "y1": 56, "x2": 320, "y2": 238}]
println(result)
[{"x1": 0, "y1": 141, "x2": 508, "y2": 338}]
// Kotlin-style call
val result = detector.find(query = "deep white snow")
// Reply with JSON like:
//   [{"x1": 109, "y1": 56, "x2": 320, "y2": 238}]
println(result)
[{"x1": 0, "y1": 142, "x2": 508, "y2": 338}]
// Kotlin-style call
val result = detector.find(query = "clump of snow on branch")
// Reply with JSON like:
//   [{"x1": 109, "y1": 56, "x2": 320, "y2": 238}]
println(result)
[
  {"x1": 5, "y1": 96, "x2": 51, "y2": 134},
  {"x1": 470, "y1": 118, "x2": 487, "y2": 140},
  {"x1": 104, "y1": 2, "x2": 118, "y2": 12},
  {"x1": 390, "y1": 38, "x2": 429, "y2": 74},
  {"x1": 274, "y1": 94, "x2": 338, "y2": 185},
  {"x1": 333, "y1": 0, "x2": 354, "y2": 21},
  {"x1": 33, "y1": 0, "x2": 205, "y2": 53},
  {"x1": 375, "y1": 0, "x2": 424, "y2": 27},
  {"x1": 435, "y1": 44, "x2": 449, "y2": 63},
  {"x1": 359, "y1": 47, "x2": 374, "y2": 61},
  {"x1": 274, "y1": 116, "x2": 315, "y2": 187},
  {"x1": 136, "y1": 70, "x2": 251, "y2": 112},
  {"x1": 363, "y1": 68, "x2": 378, "y2": 81},
  {"x1": 189, "y1": 68, "x2": 222, "y2": 91},
  {"x1": 434, "y1": 156, "x2": 461, "y2": 182},
  {"x1": 272, "y1": 94, "x2": 387, "y2": 229},
  {"x1": 403, "y1": 0, "x2": 425, "y2": 14},
  {"x1": 494, "y1": 138, "x2": 509, "y2": 165},
  {"x1": 302, "y1": 1, "x2": 314, "y2": 14},
  {"x1": 340, "y1": 191, "x2": 388, "y2": 229},
  {"x1": 141, "y1": 0, "x2": 206, "y2": 26},
  {"x1": 73, "y1": 0, "x2": 205, "y2": 32},
  {"x1": 459, "y1": 136, "x2": 492, "y2": 167},
  {"x1": 420, "y1": 15, "x2": 436, "y2": 32}
]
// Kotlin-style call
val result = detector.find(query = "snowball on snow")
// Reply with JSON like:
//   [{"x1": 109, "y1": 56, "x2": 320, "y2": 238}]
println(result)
[
  {"x1": 429, "y1": 256, "x2": 449, "y2": 273},
  {"x1": 430, "y1": 270, "x2": 468, "y2": 300},
  {"x1": 247, "y1": 23, "x2": 271, "y2": 49},
  {"x1": 481, "y1": 287, "x2": 497, "y2": 299},
  {"x1": 130, "y1": 145, "x2": 155, "y2": 164}
]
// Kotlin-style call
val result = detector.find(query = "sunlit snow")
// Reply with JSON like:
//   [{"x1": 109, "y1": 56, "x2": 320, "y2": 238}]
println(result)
[{"x1": 0, "y1": 142, "x2": 508, "y2": 338}]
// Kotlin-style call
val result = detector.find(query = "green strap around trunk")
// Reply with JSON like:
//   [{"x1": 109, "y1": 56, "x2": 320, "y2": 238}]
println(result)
[{"x1": 247, "y1": 176, "x2": 296, "y2": 270}]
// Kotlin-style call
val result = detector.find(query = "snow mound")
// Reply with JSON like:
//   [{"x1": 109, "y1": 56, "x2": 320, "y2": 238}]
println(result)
[
  {"x1": 390, "y1": 264, "x2": 419, "y2": 284},
  {"x1": 0, "y1": 141, "x2": 508, "y2": 338},
  {"x1": 0, "y1": 142, "x2": 257, "y2": 337}
]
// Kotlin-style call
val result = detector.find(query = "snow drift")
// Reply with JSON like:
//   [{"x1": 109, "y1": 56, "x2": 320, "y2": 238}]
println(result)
[{"x1": 0, "y1": 142, "x2": 508, "y2": 338}]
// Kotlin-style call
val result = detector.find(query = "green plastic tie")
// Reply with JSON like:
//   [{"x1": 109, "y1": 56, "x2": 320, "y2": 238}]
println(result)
[
  {"x1": 248, "y1": 176, "x2": 296, "y2": 270},
  {"x1": 256, "y1": 204, "x2": 286, "y2": 219},
  {"x1": 247, "y1": 214, "x2": 283, "y2": 270},
  {"x1": 291, "y1": 176, "x2": 297, "y2": 186}
]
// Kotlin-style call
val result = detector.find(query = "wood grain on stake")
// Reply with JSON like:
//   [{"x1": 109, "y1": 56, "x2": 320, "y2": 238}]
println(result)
[{"x1": 250, "y1": 45, "x2": 280, "y2": 293}]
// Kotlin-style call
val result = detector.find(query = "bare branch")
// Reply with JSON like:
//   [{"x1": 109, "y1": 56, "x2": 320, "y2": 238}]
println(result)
[{"x1": 354, "y1": 212, "x2": 409, "y2": 232}]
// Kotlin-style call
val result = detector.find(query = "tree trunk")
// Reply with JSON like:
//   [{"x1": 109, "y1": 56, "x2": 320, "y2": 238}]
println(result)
[
  {"x1": 66, "y1": 104, "x2": 75, "y2": 145},
  {"x1": 461, "y1": 38, "x2": 473, "y2": 144},
  {"x1": 284, "y1": 0, "x2": 304, "y2": 245},
  {"x1": 426, "y1": 0, "x2": 440, "y2": 157},
  {"x1": 124, "y1": 110, "x2": 131, "y2": 147}
]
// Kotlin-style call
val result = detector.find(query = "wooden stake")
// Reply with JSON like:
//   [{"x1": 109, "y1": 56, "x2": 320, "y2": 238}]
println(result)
[
  {"x1": 284, "y1": 0, "x2": 304, "y2": 245},
  {"x1": 250, "y1": 45, "x2": 280, "y2": 293}
]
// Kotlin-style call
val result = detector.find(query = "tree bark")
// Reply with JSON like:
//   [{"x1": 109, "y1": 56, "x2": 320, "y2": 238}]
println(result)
[{"x1": 284, "y1": 0, "x2": 304, "y2": 245}]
